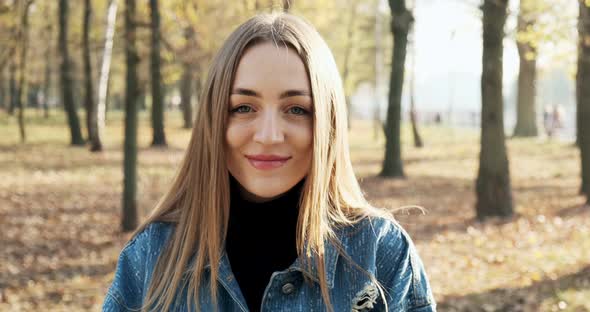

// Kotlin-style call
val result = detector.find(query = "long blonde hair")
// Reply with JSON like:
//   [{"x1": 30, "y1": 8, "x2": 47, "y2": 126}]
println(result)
[{"x1": 135, "y1": 12, "x2": 393, "y2": 311}]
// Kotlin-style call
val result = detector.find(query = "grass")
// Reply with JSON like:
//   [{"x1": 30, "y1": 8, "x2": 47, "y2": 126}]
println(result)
[{"x1": 0, "y1": 108, "x2": 588, "y2": 311}]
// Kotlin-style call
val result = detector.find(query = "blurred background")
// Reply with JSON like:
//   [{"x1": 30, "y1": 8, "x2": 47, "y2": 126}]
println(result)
[{"x1": 0, "y1": 0, "x2": 589, "y2": 311}]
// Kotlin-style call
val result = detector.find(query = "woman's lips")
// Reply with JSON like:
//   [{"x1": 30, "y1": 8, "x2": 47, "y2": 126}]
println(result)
[{"x1": 245, "y1": 155, "x2": 291, "y2": 170}]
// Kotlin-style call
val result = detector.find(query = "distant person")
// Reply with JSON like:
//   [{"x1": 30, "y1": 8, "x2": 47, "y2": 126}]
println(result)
[
  {"x1": 544, "y1": 105, "x2": 554, "y2": 137},
  {"x1": 434, "y1": 112, "x2": 442, "y2": 124},
  {"x1": 102, "y1": 13, "x2": 436, "y2": 311},
  {"x1": 544, "y1": 104, "x2": 564, "y2": 138},
  {"x1": 552, "y1": 104, "x2": 564, "y2": 131}
]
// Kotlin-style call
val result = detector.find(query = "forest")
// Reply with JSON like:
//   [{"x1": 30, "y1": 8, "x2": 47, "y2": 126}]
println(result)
[{"x1": 0, "y1": 0, "x2": 589, "y2": 310}]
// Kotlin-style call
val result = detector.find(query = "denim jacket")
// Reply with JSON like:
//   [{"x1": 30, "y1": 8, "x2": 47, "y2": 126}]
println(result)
[{"x1": 102, "y1": 217, "x2": 436, "y2": 311}]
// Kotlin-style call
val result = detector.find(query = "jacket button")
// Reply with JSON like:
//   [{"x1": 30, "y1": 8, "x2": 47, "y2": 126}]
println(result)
[{"x1": 281, "y1": 282, "x2": 295, "y2": 295}]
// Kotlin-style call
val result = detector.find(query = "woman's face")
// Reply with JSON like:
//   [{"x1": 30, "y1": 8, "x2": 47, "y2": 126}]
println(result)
[{"x1": 226, "y1": 42, "x2": 313, "y2": 202}]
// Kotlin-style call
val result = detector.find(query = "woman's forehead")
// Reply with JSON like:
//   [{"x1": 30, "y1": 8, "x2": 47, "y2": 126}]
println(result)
[{"x1": 232, "y1": 42, "x2": 310, "y2": 92}]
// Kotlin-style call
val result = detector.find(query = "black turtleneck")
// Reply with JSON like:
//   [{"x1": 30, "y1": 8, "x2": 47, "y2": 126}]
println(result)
[{"x1": 225, "y1": 175, "x2": 303, "y2": 311}]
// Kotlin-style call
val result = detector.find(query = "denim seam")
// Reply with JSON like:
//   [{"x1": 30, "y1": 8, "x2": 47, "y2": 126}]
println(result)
[
  {"x1": 217, "y1": 277, "x2": 249, "y2": 312},
  {"x1": 106, "y1": 289, "x2": 141, "y2": 311}
]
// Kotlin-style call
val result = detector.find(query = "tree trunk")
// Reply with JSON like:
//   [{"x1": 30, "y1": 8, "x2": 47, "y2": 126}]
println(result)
[
  {"x1": 341, "y1": 0, "x2": 358, "y2": 130},
  {"x1": 8, "y1": 59, "x2": 16, "y2": 115},
  {"x1": 149, "y1": 0, "x2": 166, "y2": 147},
  {"x1": 283, "y1": 0, "x2": 292, "y2": 12},
  {"x1": 16, "y1": 1, "x2": 33, "y2": 143},
  {"x1": 409, "y1": 14, "x2": 423, "y2": 148},
  {"x1": 96, "y1": 0, "x2": 118, "y2": 151},
  {"x1": 410, "y1": 108, "x2": 423, "y2": 147},
  {"x1": 0, "y1": 69, "x2": 5, "y2": 111},
  {"x1": 513, "y1": 5, "x2": 538, "y2": 137},
  {"x1": 381, "y1": 0, "x2": 412, "y2": 178},
  {"x1": 179, "y1": 25, "x2": 196, "y2": 129},
  {"x1": 83, "y1": 0, "x2": 100, "y2": 151},
  {"x1": 43, "y1": 36, "x2": 51, "y2": 119},
  {"x1": 373, "y1": 0, "x2": 384, "y2": 142},
  {"x1": 577, "y1": 0, "x2": 590, "y2": 203},
  {"x1": 122, "y1": 0, "x2": 139, "y2": 232},
  {"x1": 59, "y1": 0, "x2": 85, "y2": 146},
  {"x1": 42, "y1": 13, "x2": 52, "y2": 119},
  {"x1": 476, "y1": 0, "x2": 514, "y2": 220},
  {"x1": 180, "y1": 63, "x2": 194, "y2": 129}
]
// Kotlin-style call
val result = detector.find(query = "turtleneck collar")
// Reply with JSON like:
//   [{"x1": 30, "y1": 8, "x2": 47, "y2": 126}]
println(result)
[
  {"x1": 225, "y1": 174, "x2": 306, "y2": 310},
  {"x1": 229, "y1": 174, "x2": 305, "y2": 208}
]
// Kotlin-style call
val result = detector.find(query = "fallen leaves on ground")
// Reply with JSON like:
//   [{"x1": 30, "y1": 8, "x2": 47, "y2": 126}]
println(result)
[{"x1": 1, "y1": 115, "x2": 589, "y2": 311}]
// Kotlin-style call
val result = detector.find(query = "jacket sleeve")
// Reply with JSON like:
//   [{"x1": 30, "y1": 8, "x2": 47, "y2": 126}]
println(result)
[
  {"x1": 375, "y1": 219, "x2": 436, "y2": 311},
  {"x1": 102, "y1": 225, "x2": 156, "y2": 311}
]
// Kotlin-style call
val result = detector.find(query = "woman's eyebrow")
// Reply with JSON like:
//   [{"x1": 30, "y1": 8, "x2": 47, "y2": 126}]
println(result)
[{"x1": 231, "y1": 88, "x2": 311, "y2": 99}]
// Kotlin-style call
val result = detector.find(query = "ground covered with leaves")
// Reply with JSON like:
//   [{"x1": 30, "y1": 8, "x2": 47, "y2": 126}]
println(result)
[{"x1": 0, "y1": 112, "x2": 588, "y2": 311}]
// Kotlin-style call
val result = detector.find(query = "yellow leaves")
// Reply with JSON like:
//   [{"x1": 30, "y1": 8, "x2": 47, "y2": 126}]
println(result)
[
  {"x1": 525, "y1": 51, "x2": 536, "y2": 61},
  {"x1": 530, "y1": 271, "x2": 543, "y2": 282},
  {"x1": 586, "y1": 0, "x2": 590, "y2": 8}
]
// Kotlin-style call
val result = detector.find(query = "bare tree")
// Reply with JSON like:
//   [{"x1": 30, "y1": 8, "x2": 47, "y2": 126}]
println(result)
[
  {"x1": 15, "y1": 0, "x2": 34, "y2": 142},
  {"x1": 122, "y1": 0, "x2": 140, "y2": 231},
  {"x1": 513, "y1": 0, "x2": 538, "y2": 137},
  {"x1": 83, "y1": 0, "x2": 100, "y2": 151},
  {"x1": 475, "y1": 0, "x2": 513, "y2": 219},
  {"x1": 341, "y1": 0, "x2": 359, "y2": 129},
  {"x1": 381, "y1": 0, "x2": 413, "y2": 178},
  {"x1": 408, "y1": 1, "x2": 423, "y2": 148},
  {"x1": 577, "y1": 0, "x2": 590, "y2": 203},
  {"x1": 180, "y1": 26, "x2": 197, "y2": 129},
  {"x1": 149, "y1": 0, "x2": 166, "y2": 147},
  {"x1": 42, "y1": 6, "x2": 53, "y2": 119},
  {"x1": 94, "y1": 0, "x2": 118, "y2": 151},
  {"x1": 283, "y1": 0, "x2": 293, "y2": 12},
  {"x1": 59, "y1": 0, "x2": 85, "y2": 146}
]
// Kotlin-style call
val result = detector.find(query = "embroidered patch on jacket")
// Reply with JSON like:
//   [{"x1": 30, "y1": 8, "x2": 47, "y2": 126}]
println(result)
[{"x1": 351, "y1": 283, "x2": 379, "y2": 312}]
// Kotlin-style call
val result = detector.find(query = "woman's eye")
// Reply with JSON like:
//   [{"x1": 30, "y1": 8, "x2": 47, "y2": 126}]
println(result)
[
  {"x1": 288, "y1": 106, "x2": 308, "y2": 115},
  {"x1": 231, "y1": 105, "x2": 252, "y2": 114}
]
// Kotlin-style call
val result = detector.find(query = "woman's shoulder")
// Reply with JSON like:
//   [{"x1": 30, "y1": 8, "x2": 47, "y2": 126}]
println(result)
[
  {"x1": 103, "y1": 221, "x2": 176, "y2": 311},
  {"x1": 339, "y1": 214, "x2": 413, "y2": 250},
  {"x1": 338, "y1": 215, "x2": 436, "y2": 311},
  {"x1": 122, "y1": 221, "x2": 176, "y2": 253}
]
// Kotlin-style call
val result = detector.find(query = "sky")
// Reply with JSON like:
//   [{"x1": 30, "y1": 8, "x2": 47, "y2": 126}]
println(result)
[
  {"x1": 352, "y1": 0, "x2": 578, "y2": 123},
  {"x1": 411, "y1": 0, "x2": 520, "y2": 110}
]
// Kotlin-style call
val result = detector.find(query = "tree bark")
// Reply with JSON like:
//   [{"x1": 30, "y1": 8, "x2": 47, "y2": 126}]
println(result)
[
  {"x1": 577, "y1": 0, "x2": 590, "y2": 203},
  {"x1": 373, "y1": 1, "x2": 384, "y2": 142},
  {"x1": 180, "y1": 65, "x2": 194, "y2": 129},
  {"x1": 409, "y1": 14, "x2": 423, "y2": 148},
  {"x1": 381, "y1": 0, "x2": 412, "y2": 178},
  {"x1": 59, "y1": 0, "x2": 85, "y2": 146},
  {"x1": 95, "y1": 0, "x2": 118, "y2": 151},
  {"x1": 83, "y1": 0, "x2": 100, "y2": 151},
  {"x1": 149, "y1": 0, "x2": 166, "y2": 147},
  {"x1": 283, "y1": 0, "x2": 292, "y2": 12},
  {"x1": 513, "y1": 4, "x2": 538, "y2": 137},
  {"x1": 16, "y1": 1, "x2": 33, "y2": 143},
  {"x1": 122, "y1": 0, "x2": 139, "y2": 232},
  {"x1": 0, "y1": 69, "x2": 5, "y2": 111},
  {"x1": 42, "y1": 24, "x2": 52, "y2": 119},
  {"x1": 179, "y1": 26, "x2": 196, "y2": 129},
  {"x1": 341, "y1": 0, "x2": 358, "y2": 130},
  {"x1": 8, "y1": 59, "x2": 16, "y2": 115},
  {"x1": 476, "y1": 0, "x2": 514, "y2": 220}
]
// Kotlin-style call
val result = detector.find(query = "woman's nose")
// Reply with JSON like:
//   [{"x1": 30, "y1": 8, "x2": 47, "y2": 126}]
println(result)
[{"x1": 253, "y1": 109, "x2": 284, "y2": 144}]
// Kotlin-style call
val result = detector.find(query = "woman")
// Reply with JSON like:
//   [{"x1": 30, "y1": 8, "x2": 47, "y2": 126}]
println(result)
[{"x1": 103, "y1": 13, "x2": 436, "y2": 312}]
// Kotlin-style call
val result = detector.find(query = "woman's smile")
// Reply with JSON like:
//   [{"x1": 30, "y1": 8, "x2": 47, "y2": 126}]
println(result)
[{"x1": 245, "y1": 154, "x2": 292, "y2": 170}]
